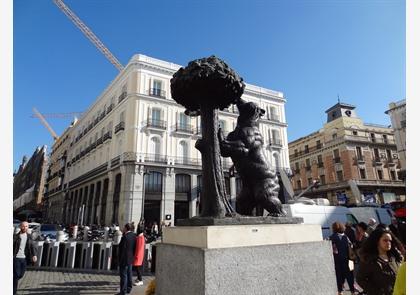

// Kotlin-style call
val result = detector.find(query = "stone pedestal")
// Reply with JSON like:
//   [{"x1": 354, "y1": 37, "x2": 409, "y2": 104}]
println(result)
[{"x1": 156, "y1": 224, "x2": 337, "y2": 295}]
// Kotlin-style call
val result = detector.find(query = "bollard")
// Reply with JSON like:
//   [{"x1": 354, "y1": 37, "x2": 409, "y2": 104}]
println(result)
[
  {"x1": 83, "y1": 226, "x2": 90, "y2": 241},
  {"x1": 72, "y1": 225, "x2": 78, "y2": 240},
  {"x1": 104, "y1": 227, "x2": 110, "y2": 241},
  {"x1": 92, "y1": 241, "x2": 112, "y2": 270},
  {"x1": 56, "y1": 231, "x2": 65, "y2": 242},
  {"x1": 57, "y1": 241, "x2": 77, "y2": 268},
  {"x1": 75, "y1": 241, "x2": 94, "y2": 269},
  {"x1": 33, "y1": 241, "x2": 44, "y2": 267},
  {"x1": 40, "y1": 241, "x2": 61, "y2": 267}
]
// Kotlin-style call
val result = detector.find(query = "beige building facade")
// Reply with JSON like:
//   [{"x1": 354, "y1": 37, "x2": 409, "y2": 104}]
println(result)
[
  {"x1": 289, "y1": 102, "x2": 405, "y2": 206},
  {"x1": 44, "y1": 54, "x2": 290, "y2": 226}
]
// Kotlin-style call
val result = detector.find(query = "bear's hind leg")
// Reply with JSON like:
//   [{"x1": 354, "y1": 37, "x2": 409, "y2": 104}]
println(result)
[{"x1": 236, "y1": 187, "x2": 256, "y2": 216}]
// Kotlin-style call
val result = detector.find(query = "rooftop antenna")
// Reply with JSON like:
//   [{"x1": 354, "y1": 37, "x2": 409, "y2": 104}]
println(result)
[{"x1": 337, "y1": 94, "x2": 341, "y2": 103}]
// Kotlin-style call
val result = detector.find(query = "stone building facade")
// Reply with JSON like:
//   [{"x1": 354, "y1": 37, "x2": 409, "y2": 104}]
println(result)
[
  {"x1": 289, "y1": 102, "x2": 405, "y2": 206},
  {"x1": 385, "y1": 99, "x2": 406, "y2": 180},
  {"x1": 44, "y1": 54, "x2": 290, "y2": 226}
]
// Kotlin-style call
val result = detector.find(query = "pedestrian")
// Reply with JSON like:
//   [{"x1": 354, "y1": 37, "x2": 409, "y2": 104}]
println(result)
[
  {"x1": 329, "y1": 221, "x2": 356, "y2": 295},
  {"x1": 356, "y1": 227, "x2": 403, "y2": 295},
  {"x1": 393, "y1": 261, "x2": 406, "y2": 295},
  {"x1": 345, "y1": 222, "x2": 357, "y2": 244},
  {"x1": 389, "y1": 218, "x2": 405, "y2": 245},
  {"x1": 367, "y1": 218, "x2": 377, "y2": 235},
  {"x1": 354, "y1": 222, "x2": 369, "y2": 294},
  {"x1": 116, "y1": 223, "x2": 137, "y2": 295},
  {"x1": 13, "y1": 221, "x2": 37, "y2": 295},
  {"x1": 133, "y1": 223, "x2": 146, "y2": 286},
  {"x1": 151, "y1": 221, "x2": 159, "y2": 237}
]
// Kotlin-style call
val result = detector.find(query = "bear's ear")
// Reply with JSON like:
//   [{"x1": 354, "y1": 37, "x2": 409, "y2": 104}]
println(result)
[{"x1": 259, "y1": 109, "x2": 266, "y2": 117}]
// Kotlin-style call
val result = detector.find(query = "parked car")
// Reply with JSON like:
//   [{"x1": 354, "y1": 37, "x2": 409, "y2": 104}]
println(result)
[{"x1": 388, "y1": 201, "x2": 406, "y2": 220}]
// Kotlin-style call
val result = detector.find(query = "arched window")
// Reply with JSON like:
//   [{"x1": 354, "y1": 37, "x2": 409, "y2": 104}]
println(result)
[
  {"x1": 178, "y1": 141, "x2": 188, "y2": 163},
  {"x1": 149, "y1": 137, "x2": 161, "y2": 158},
  {"x1": 145, "y1": 172, "x2": 163, "y2": 193}
]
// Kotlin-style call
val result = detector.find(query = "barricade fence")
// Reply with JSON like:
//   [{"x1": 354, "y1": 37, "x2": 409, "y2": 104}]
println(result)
[{"x1": 30, "y1": 240, "x2": 154, "y2": 272}]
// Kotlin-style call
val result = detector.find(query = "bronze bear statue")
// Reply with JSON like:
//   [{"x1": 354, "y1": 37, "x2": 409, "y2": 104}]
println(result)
[{"x1": 219, "y1": 99, "x2": 286, "y2": 217}]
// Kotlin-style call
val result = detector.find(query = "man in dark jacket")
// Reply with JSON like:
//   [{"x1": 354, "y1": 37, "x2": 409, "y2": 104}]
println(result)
[
  {"x1": 116, "y1": 223, "x2": 137, "y2": 295},
  {"x1": 13, "y1": 221, "x2": 37, "y2": 295}
]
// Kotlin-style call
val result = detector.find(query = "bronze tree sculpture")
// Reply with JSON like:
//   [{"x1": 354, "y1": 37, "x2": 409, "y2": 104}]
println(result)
[{"x1": 171, "y1": 56, "x2": 245, "y2": 218}]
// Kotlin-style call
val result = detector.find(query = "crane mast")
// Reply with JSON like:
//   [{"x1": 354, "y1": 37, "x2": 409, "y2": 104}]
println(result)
[{"x1": 53, "y1": 0, "x2": 124, "y2": 71}]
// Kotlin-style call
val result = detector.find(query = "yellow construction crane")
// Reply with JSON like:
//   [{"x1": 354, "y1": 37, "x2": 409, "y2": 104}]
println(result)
[
  {"x1": 32, "y1": 107, "x2": 59, "y2": 141},
  {"x1": 30, "y1": 111, "x2": 84, "y2": 119},
  {"x1": 53, "y1": 0, "x2": 124, "y2": 71}
]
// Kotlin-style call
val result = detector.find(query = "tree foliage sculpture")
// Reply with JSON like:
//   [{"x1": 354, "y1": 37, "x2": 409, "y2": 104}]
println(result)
[{"x1": 171, "y1": 56, "x2": 245, "y2": 217}]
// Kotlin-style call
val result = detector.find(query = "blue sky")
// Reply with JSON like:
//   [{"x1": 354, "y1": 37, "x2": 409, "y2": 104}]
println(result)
[{"x1": 13, "y1": 0, "x2": 405, "y2": 171}]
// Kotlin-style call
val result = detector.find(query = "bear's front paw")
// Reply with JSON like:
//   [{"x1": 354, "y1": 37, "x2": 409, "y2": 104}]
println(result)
[{"x1": 195, "y1": 139, "x2": 206, "y2": 152}]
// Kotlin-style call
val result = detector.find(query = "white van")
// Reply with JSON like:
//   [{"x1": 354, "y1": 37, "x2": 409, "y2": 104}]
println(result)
[
  {"x1": 348, "y1": 207, "x2": 394, "y2": 226},
  {"x1": 282, "y1": 204, "x2": 359, "y2": 239}
]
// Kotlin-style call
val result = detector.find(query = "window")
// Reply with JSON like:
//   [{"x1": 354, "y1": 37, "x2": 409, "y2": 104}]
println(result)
[
  {"x1": 295, "y1": 162, "x2": 300, "y2": 170},
  {"x1": 317, "y1": 155, "x2": 323, "y2": 164},
  {"x1": 269, "y1": 106, "x2": 279, "y2": 121},
  {"x1": 360, "y1": 168, "x2": 366, "y2": 179},
  {"x1": 152, "y1": 80, "x2": 163, "y2": 97},
  {"x1": 151, "y1": 108, "x2": 161, "y2": 123},
  {"x1": 294, "y1": 149, "x2": 298, "y2": 156},
  {"x1": 383, "y1": 134, "x2": 388, "y2": 143},
  {"x1": 336, "y1": 170, "x2": 344, "y2": 181},
  {"x1": 370, "y1": 133, "x2": 376, "y2": 142},
  {"x1": 390, "y1": 170, "x2": 396, "y2": 180},
  {"x1": 320, "y1": 175, "x2": 326, "y2": 185},
  {"x1": 271, "y1": 129, "x2": 281, "y2": 145},
  {"x1": 374, "y1": 148, "x2": 380, "y2": 160},
  {"x1": 352, "y1": 130, "x2": 358, "y2": 136},
  {"x1": 178, "y1": 141, "x2": 188, "y2": 160},
  {"x1": 120, "y1": 111, "x2": 125, "y2": 123},
  {"x1": 333, "y1": 149, "x2": 340, "y2": 163},
  {"x1": 175, "y1": 174, "x2": 191, "y2": 193},
  {"x1": 273, "y1": 153, "x2": 281, "y2": 171},
  {"x1": 332, "y1": 133, "x2": 337, "y2": 140},
  {"x1": 316, "y1": 140, "x2": 322, "y2": 149},
  {"x1": 219, "y1": 120, "x2": 226, "y2": 133},
  {"x1": 386, "y1": 149, "x2": 392, "y2": 160},
  {"x1": 149, "y1": 137, "x2": 161, "y2": 155},
  {"x1": 296, "y1": 180, "x2": 302, "y2": 189},
  {"x1": 304, "y1": 145, "x2": 309, "y2": 153},
  {"x1": 356, "y1": 147, "x2": 363, "y2": 160},
  {"x1": 305, "y1": 158, "x2": 311, "y2": 169},
  {"x1": 179, "y1": 112, "x2": 189, "y2": 128},
  {"x1": 377, "y1": 170, "x2": 383, "y2": 180},
  {"x1": 145, "y1": 172, "x2": 163, "y2": 193}
]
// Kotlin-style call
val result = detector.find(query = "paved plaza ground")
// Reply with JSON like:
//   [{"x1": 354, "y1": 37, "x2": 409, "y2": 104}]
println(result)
[
  {"x1": 17, "y1": 268, "x2": 357, "y2": 295},
  {"x1": 17, "y1": 269, "x2": 154, "y2": 295}
]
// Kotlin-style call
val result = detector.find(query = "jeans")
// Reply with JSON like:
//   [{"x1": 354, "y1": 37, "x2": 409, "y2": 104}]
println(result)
[
  {"x1": 135, "y1": 265, "x2": 143, "y2": 281},
  {"x1": 119, "y1": 264, "x2": 133, "y2": 294},
  {"x1": 335, "y1": 261, "x2": 355, "y2": 293},
  {"x1": 13, "y1": 258, "x2": 27, "y2": 295}
]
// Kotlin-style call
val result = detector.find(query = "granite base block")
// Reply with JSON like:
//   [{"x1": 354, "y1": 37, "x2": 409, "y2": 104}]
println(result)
[
  {"x1": 176, "y1": 216, "x2": 303, "y2": 226},
  {"x1": 156, "y1": 241, "x2": 337, "y2": 295}
]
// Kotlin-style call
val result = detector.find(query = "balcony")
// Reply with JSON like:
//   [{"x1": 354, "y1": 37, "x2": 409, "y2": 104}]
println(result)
[
  {"x1": 173, "y1": 123, "x2": 194, "y2": 134},
  {"x1": 373, "y1": 157, "x2": 383, "y2": 166},
  {"x1": 173, "y1": 157, "x2": 201, "y2": 167},
  {"x1": 90, "y1": 142, "x2": 97, "y2": 150},
  {"x1": 386, "y1": 158, "x2": 398, "y2": 167},
  {"x1": 317, "y1": 162, "x2": 324, "y2": 168},
  {"x1": 115, "y1": 121, "x2": 125, "y2": 134},
  {"x1": 96, "y1": 137, "x2": 103, "y2": 146},
  {"x1": 143, "y1": 153, "x2": 167, "y2": 163},
  {"x1": 149, "y1": 88, "x2": 166, "y2": 99},
  {"x1": 118, "y1": 92, "x2": 127, "y2": 103},
  {"x1": 107, "y1": 103, "x2": 114, "y2": 114},
  {"x1": 145, "y1": 118, "x2": 167, "y2": 130},
  {"x1": 334, "y1": 157, "x2": 341, "y2": 164},
  {"x1": 100, "y1": 111, "x2": 106, "y2": 120},
  {"x1": 269, "y1": 137, "x2": 283, "y2": 147},
  {"x1": 103, "y1": 131, "x2": 112, "y2": 142},
  {"x1": 354, "y1": 156, "x2": 365, "y2": 164}
]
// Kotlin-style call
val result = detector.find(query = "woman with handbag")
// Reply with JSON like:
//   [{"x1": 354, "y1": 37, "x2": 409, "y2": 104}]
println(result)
[{"x1": 329, "y1": 221, "x2": 356, "y2": 295}]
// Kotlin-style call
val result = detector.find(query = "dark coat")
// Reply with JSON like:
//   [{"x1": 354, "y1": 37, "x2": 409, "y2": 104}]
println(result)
[
  {"x1": 13, "y1": 232, "x2": 37, "y2": 264},
  {"x1": 329, "y1": 233, "x2": 351, "y2": 266},
  {"x1": 118, "y1": 231, "x2": 137, "y2": 266},
  {"x1": 356, "y1": 255, "x2": 400, "y2": 295}
]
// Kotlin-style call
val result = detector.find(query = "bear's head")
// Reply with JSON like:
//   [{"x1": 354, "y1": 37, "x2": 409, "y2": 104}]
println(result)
[{"x1": 236, "y1": 100, "x2": 265, "y2": 126}]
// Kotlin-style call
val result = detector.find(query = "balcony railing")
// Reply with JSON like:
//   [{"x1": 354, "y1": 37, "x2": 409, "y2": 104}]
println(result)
[
  {"x1": 354, "y1": 156, "x2": 365, "y2": 164},
  {"x1": 145, "y1": 119, "x2": 167, "y2": 130},
  {"x1": 173, "y1": 157, "x2": 201, "y2": 166},
  {"x1": 269, "y1": 138, "x2": 283, "y2": 147},
  {"x1": 118, "y1": 92, "x2": 127, "y2": 103},
  {"x1": 149, "y1": 88, "x2": 166, "y2": 98},
  {"x1": 90, "y1": 142, "x2": 97, "y2": 150},
  {"x1": 143, "y1": 153, "x2": 167, "y2": 163},
  {"x1": 174, "y1": 123, "x2": 194, "y2": 134},
  {"x1": 115, "y1": 121, "x2": 125, "y2": 134},
  {"x1": 96, "y1": 137, "x2": 103, "y2": 146},
  {"x1": 267, "y1": 114, "x2": 281, "y2": 122},
  {"x1": 107, "y1": 103, "x2": 114, "y2": 114},
  {"x1": 103, "y1": 131, "x2": 112, "y2": 142}
]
